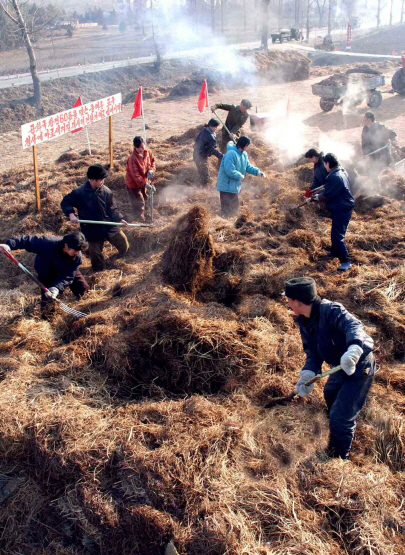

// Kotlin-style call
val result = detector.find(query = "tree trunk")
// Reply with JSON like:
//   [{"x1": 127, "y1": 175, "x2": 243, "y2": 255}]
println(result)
[
  {"x1": 306, "y1": 0, "x2": 310, "y2": 41},
  {"x1": 402, "y1": 0, "x2": 404, "y2": 23},
  {"x1": 327, "y1": 0, "x2": 331, "y2": 35},
  {"x1": 221, "y1": 0, "x2": 225, "y2": 33},
  {"x1": 211, "y1": 0, "x2": 215, "y2": 31},
  {"x1": 377, "y1": 0, "x2": 381, "y2": 29},
  {"x1": 389, "y1": 0, "x2": 393, "y2": 25},
  {"x1": 260, "y1": 0, "x2": 270, "y2": 50},
  {"x1": 10, "y1": 0, "x2": 41, "y2": 105},
  {"x1": 243, "y1": 0, "x2": 247, "y2": 30}
]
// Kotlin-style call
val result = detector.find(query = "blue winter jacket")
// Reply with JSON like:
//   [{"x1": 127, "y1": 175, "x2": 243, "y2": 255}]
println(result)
[
  {"x1": 298, "y1": 298, "x2": 374, "y2": 376},
  {"x1": 216, "y1": 143, "x2": 260, "y2": 194},
  {"x1": 320, "y1": 167, "x2": 355, "y2": 213},
  {"x1": 6, "y1": 235, "x2": 82, "y2": 292}
]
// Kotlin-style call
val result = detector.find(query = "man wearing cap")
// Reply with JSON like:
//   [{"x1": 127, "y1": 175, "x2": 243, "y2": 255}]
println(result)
[
  {"x1": 212, "y1": 99, "x2": 252, "y2": 153},
  {"x1": 362, "y1": 112, "x2": 397, "y2": 171},
  {"x1": 61, "y1": 164, "x2": 129, "y2": 272},
  {"x1": 193, "y1": 118, "x2": 223, "y2": 186},
  {"x1": 312, "y1": 153, "x2": 354, "y2": 272},
  {"x1": 284, "y1": 276, "x2": 375, "y2": 460},
  {"x1": 216, "y1": 136, "x2": 266, "y2": 218}
]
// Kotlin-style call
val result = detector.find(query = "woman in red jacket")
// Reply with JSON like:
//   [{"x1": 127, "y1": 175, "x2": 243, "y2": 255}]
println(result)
[{"x1": 125, "y1": 136, "x2": 156, "y2": 222}]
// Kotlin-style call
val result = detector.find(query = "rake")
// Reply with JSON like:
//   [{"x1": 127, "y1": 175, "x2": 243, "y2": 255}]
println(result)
[
  {"x1": 264, "y1": 365, "x2": 342, "y2": 408},
  {"x1": 2, "y1": 248, "x2": 87, "y2": 319}
]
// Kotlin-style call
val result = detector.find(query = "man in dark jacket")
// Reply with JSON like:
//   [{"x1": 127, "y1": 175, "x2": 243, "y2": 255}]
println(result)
[
  {"x1": 312, "y1": 153, "x2": 354, "y2": 272},
  {"x1": 0, "y1": 231, "x2": 89, "y2": 311},
  {"x1": 362, "y1": 112, "x2": 397, "y2": 169},
  {"x1": 284, "y1": 277, "x2": 375, "y2": 460},
  {"x1": 212, "y1": 99, "x2": 252, "y2": 153},
  {"x1": 61, "y1": 164, "x2": 129, "y2": 272},
  {"x1": 193, "y1": 119, "x2": 223, "y2": 186},
  {"x1": 304, "y1": 149, "x2": 328, "y2": 195}
]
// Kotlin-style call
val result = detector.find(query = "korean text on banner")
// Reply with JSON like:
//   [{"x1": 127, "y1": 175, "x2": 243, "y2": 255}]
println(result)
[{"x1": 21, "y1": 93, "x2": 122, "y2": 149}]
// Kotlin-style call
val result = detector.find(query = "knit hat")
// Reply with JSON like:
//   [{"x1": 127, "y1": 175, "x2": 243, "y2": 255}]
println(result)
[
  {"x1": 284, "y1": 277, "x2": 317, "y2": 304},
  {"x1": 87, "y1": 164, "x2": 108, "y2": 180}
]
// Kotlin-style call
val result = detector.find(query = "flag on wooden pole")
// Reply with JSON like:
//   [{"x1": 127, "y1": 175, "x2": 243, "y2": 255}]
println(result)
[
  {"x1": 72, "y1": 95, "x2": 91, "y2": 154},
  {"x1": 198, "y1": 79, "x2": 209, "y2": 113},
  {"x1": 131, "y1": 87, "x2": 143, "y2": 119}
]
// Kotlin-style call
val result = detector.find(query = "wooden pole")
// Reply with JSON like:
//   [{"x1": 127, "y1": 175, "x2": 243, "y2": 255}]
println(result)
[
  {"x1": 32, "y1": 145, "x2": 40, "y2": 211},
  {"x1": 109, "y1": 115, "x2": 113, "y2": 167}
]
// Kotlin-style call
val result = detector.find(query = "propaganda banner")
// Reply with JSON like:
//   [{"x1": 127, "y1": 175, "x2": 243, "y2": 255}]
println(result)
[{"x1": 21, "y1": 93, "x2": 122, "y2": 149}]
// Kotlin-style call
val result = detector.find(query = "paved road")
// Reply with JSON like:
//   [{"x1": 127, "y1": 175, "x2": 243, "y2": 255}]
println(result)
[{"x1": 0, "y1": 39, "x2": 401, "y2": 90}]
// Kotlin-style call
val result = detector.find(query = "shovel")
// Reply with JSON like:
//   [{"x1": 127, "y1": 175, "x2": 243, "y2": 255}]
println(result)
[
  {"x1": 1, "y1": 248, "x2": 87, "y2": 319},
  {"x1": 212, "y1": 110, "x2": 237, "y2": 144},
  {"x1": 146, "y1": 181, "x2": 156, "y2": 222},
  {"x1": 264, "y1": 365, "x2": 341, "y2": 408},
  {"x1": 290, "y1": 184, "x2": 325, "y2": 211}
]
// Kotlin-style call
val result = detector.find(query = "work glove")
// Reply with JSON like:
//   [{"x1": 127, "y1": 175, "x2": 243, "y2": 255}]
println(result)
[
  {"x1": 146, "y1": 182, "x2": 156, "y2": 193},
  {"x1": 258, "y1": 171, "x2": 266, "y2": 178},
  {"x1": 312, "y1": 194, "x2": 320, "y2": 202},
  {"x1": 340, "y1": 344, "x2": 363, "y2": 375},
  {"x1": 45, "y1": 287, "x2": 59, "y2": 300},
  {"x1": 69, "y1": 213, "x2": 79, "y2": 223},
  {"x1": 147, "y1": 170, "x2": 154, "y2": 180},
  {"x1": 296, "y1": 370, "x2": 316, "y2": 397},
  {"x1": 304, "y1": 188, "x2": 312, "y2": 198},
  {"x1": 0, "y1": 244, "x2": 11, "y2": 253}
]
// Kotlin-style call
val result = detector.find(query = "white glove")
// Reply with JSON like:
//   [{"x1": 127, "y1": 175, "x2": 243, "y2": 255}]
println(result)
[
  {"x1": 147, "y1": 170, "x2": 154, "y2": 180},
  {"x1": 296, "y1": 370, "x2": 316, "y2": 397},
  {"x1": 69, "y1": 213, "x2": 79, "y2": 223},
  {"x1": 312, "y1": 194, "x2": 320, "y2": 202},
  {"x1": 340, "y1": 345, "x2": 363, "y2": 375},
  {"x1": 0, "y1": 244, "x2": 11, "y2": 253},
  {"x1": 45, "y1": 287, "x2": 59, "y2": 299},
  {"x1": 258, "y1": 171, "x2": 266, "y2": 178}
]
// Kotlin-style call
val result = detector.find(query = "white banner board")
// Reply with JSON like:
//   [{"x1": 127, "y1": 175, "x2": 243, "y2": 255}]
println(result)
[{"x1": 21, "y1": 93, "x2": 122, "y2": 149}]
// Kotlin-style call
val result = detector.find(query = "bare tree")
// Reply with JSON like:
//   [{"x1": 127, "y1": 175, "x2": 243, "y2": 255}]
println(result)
[
  {"x1": 389, "y1": 0, "x2": 393, "y2": 25},
  {"x1": 376, "y1": 0, "x2": 387, "y2": 29},
  {"x1": 211, "y1": 0, "x2": 215, "y2": 31},
  {"x1": 260, "y1": 0, "x2": 270, "y2": 50},
  {"x1": 402, "y1": 0, "x2": 404, "y2": 23},
  {"x1": 0, "y1": 0, "x2": 44, "y2": 105},
  {"x1": 315, "y1": 0, "x2": 327, "y2": 27}
]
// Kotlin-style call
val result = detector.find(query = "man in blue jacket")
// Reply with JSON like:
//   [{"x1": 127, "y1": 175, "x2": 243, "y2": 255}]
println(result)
[
  {"x1": 284, "y1": 277, "x2": 375, "y2": 460},
  {"x1": 193, "y1": 119, "x2": 223, "y2": 186},
  {"x1": 312, "y1": 153, "x2": 355, "y2": 272},
  {"x1": 1, "y1": 231, "x2": 89, "y2": 312},
  {"x1": 216, "y1": 136, "x2": 265, "y2": 218},
  {"x1": 304, "y1": 149, "x2": 328, "y2": 195}
]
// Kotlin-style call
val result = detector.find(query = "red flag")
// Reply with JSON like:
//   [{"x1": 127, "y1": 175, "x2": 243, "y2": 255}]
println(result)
[
  {"x1": 402, "y1": 51, "x2": 405, "y2": 69},
  {"x1": 131, "y1": 86, "x2": 143, "y2": 119},
  {"x1": 72, "y1": 96, "x2": 83, "y2": 133},
  {"x1": 198, "y1": 80, "x2": 208, "y2": 113}
]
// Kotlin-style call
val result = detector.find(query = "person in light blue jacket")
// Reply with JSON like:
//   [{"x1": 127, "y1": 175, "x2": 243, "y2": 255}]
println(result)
[{"x1": 216, "y1": 136, "x2": 265, "y2": 218}]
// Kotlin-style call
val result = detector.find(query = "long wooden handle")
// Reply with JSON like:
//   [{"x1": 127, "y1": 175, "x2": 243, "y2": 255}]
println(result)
[
  {"x1": 78, "y1": 220, "x2": 151, "y2": 228},
  {"x1": 212, "y1": 110, "x2": 237, "y2": 144},
  {"x1": 304, "y1": 365, "x2": 342, "y2": 386}
]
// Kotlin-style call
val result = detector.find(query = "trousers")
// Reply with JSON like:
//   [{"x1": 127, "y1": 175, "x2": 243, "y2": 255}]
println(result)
[
  {"x1": 330, "y1": 209, "x2": 352, "y2": 263},
  {"x1": 220, "y1": 191, "x2": 240, "y2": 218},
  {"x1": 88, "y1": 231, "x2": 129, "y2": 271},
  {"x1": 193, "y1": 151, "x2": 210, "y2": 186},
  {"x1": 324, "y1": 354, "x2": 375, "y2": 459},
  {"x1": 127, "y1": 187, "x2": 148, "y2": 222}
]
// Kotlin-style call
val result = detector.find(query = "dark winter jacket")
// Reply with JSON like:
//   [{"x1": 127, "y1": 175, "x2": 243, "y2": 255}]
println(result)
[
  {"x1": 214, "y1": 103, "x2": 249, "y2": 140},
  {"x1": 6, "y1": 235, "x2": 82, "y2": 292},
  {"x1": 194, "y1": 126, "x2": 221, "y2": 158},
  {"x1": 362, "y1": 122, "x2": 397, "y2": 166},
  {"x1": 319, "y1": 167, "x2": 355, "y2": 213},
  {"x1": 298, "y1": 298, "x2": 374, "y2": 375},
  {"x1": 61, "y1": 181, "x2": 123, "y2": 242},
  {"x1": 310, "y1": 154, "x2": 328, "y2": 190}
]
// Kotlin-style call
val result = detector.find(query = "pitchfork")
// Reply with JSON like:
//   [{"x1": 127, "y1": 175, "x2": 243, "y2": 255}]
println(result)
[{"x1": 1, "y1": 248, "x2": 87, "y2": 319}]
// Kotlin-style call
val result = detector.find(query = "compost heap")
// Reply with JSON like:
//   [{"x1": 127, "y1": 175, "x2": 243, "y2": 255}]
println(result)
[
  {"x1": 0, "y1": 127, "x2": 404, "y2": 555},
  {"x1": 170, "y1": 50, "x2": 310, "y2": 96}
]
